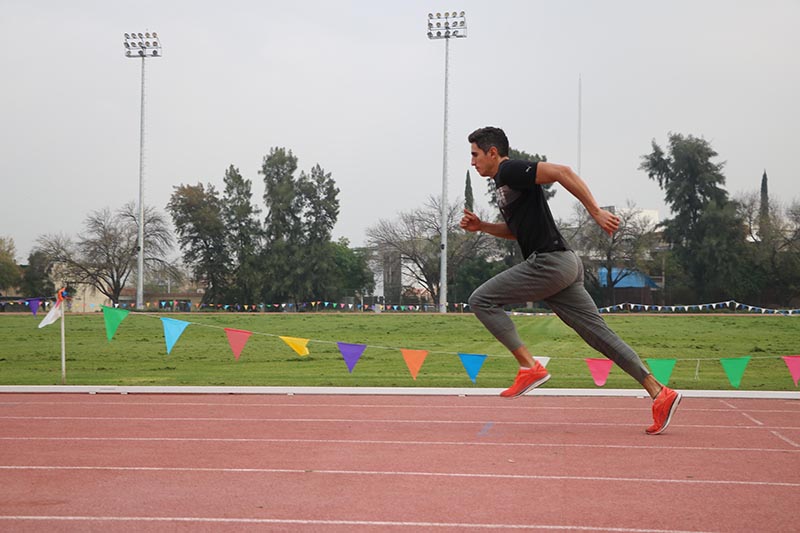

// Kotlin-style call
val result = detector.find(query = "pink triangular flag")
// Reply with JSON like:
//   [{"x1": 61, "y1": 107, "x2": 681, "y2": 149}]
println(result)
[
  {"x1": 224, "y1": 328, "x2": 252, "y2": 361},
  {"x1": 401, "y1": 349, "x2": 428, "y2": 380},
  {"x1": 782, "y1": 356, "x2": 800, "y2": 387},
  {"x1": 585, "y1": 358, "x2": 613, "y2": 387}
]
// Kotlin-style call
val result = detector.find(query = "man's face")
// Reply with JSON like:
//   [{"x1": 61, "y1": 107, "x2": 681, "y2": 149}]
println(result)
[{"x1": 470, "y1": 143, "x2": 499, "y2": 178}]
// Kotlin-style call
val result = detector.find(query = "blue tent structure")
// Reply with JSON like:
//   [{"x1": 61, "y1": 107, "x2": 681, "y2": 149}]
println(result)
[{"x1": 598, "y1": 267, "x2": 659, "y2": 288}]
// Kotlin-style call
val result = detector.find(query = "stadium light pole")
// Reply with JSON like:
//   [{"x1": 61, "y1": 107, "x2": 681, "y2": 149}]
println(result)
[
  {"x1": 123, "y1": 31, "x2": 161, "y2": 310},
  {"x1": 428, "y1": 11, "x2": 467, "y2": 314}
]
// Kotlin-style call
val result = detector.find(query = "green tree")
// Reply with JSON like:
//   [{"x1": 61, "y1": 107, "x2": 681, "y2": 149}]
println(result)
[
  {"x1": 19, "y1": 250, "x2": 55, "y2": 297},
  {"x1": 259, "y1": 148, "x2": 342, "y2": 304},
  {"x1": 259, "y1": 148, "x2": 302, "y2": 303},
  {"x1": 640, "y1": 133, "x2": 735, "y2": 299},
  {"x1": 0, "y1": 237, "x2": 21, "y2": 293},
  {"x1": 464, "y1": 170, "x2": 474, "y2": 212},
  {"x1": 739, "y1": 188, "x2": 800, "y2": 306},
  {"x1": 167, "y1": 184, "x2": 230, "y2": 304},
  {"x1": 222, "y1": 165, "x2": 262, "y2": 304},
  {"x1": 326, "y1": 238, "x2": 375, "y2": 302},
  {"x1": 295, "y1": 164, "x2": 340, "y2": 301}
]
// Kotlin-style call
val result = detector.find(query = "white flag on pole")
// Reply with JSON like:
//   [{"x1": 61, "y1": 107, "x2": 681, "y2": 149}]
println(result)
[
  {"x1": 38, "y1": 288, "x2": 67, "y2": 329},
  {"x1": 38, "y1": 299, "x2": 62, "y2": 328}
]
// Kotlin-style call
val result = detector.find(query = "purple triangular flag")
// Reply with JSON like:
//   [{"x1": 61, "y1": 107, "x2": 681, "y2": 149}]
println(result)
[
  {"x1": 337, "y1": 342, "x2": 367, "y2": 373},
  {"x1": 29, "y1": 299, "x2": 41, "y2": 316}
]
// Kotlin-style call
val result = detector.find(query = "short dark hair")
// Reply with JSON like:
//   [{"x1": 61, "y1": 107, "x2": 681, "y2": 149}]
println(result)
[{"x1": 468, "y1": 126, "x2": 509, "y2": 157}]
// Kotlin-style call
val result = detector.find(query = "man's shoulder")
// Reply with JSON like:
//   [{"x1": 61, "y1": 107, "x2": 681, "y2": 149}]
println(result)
[{"x1": 497, "y1": 159, "x2": 539, "y2": 187}]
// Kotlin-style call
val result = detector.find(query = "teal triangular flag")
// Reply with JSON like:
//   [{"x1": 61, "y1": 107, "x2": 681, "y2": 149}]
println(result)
[
  {"x1": 458, "y1": 353, "x2": 487, "y2": 383},
  {"x1": 646, "y1": 358, "x2": 677, "y2": 386},
  {"x1": 720, "y1": 356, "x2": 750, "y2": 388},
  {"x1": 161, "y1": 317, "x2": 190, "y2": 355}
]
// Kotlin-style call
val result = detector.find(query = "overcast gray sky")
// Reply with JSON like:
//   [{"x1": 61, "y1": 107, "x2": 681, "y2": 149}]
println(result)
[{"x1": 2, "y1": 0, "x2": 798, "y2": 263}]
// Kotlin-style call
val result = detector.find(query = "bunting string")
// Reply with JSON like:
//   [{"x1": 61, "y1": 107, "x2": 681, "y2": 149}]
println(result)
[{"x1": 89, "y1": 306, "x2": 800, "y2": 389}]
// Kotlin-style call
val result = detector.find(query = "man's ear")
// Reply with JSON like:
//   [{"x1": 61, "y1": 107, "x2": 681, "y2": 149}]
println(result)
[{"x1": 488, "y1": 146, "x2": 499, "y2": 158}]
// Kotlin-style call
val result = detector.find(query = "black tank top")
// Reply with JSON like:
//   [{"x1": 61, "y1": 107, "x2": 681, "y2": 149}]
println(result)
[{"x1": 494, "y1": 159, "x2": 568, "y2": 258}]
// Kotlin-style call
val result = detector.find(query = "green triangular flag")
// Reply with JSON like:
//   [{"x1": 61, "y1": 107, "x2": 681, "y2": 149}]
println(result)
[
  {"x1": 101, "y1": 306, "x2": 130, "y2": 341},
  {"x1": 646, "y1": 358, "x2": 677, "y2": 386},
  {"x1": 720, "y1": 356, "x2": 751, "y2": 388}
]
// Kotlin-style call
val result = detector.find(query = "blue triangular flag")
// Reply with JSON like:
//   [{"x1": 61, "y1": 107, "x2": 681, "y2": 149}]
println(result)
[
  {"x1": 458, "y1": 353, "x2": 487, "y2": 383},
  {"x1": 161, "y1": 317, "x2": 190, "y2": 355}
]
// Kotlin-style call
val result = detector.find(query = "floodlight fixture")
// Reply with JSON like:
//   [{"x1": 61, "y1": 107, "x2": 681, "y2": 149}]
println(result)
[
  {"x1": 427, "y1": 11, "x2": 467, "y2": 40},
  {"x1": 124, "y1": 31, "x2": 162, "y2": 58}
]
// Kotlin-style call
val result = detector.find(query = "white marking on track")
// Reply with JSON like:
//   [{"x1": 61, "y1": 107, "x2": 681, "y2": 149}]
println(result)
[
  {"x1": 0, "y1": 515, "x2": 716, "y2": 532},
  {"x1": 770, "y1": 431, "x2": 800, "y2": 448},
  {"x1": 1, "y1": 436, "x2": 798, "y2": 454},
  {"x1": 740, "y1": 412, "x2": 764, "y2": 425},
  {"x1": 1, "y1": 465, "x2": 798, "y2": 487},
  {"x1": 1, "y1": 415, "x2": 796, "y2": 430}
]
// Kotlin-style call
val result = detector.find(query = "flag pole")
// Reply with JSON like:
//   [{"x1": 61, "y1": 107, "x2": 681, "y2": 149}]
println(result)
[{"x1": 60, "y1": 297, "x2": 66, "y2": 385}]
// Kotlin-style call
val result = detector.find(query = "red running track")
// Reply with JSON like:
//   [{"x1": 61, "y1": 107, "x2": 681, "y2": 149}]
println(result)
[{"x1": 0, "y1": 393, "x2": 798, "y2": 532}]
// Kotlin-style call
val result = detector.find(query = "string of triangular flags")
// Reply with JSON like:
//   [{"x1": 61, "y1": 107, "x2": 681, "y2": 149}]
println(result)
[
  {"x1": 100, "y1": 307, "x2": 490, "y2": 383},
  {"x1": 99, "y1": 306, "x2": 800, "y2": 388},
  {"x1": 10, "y1": 296, "x2": 800, "y2": 316},
  {"x1": 596, "y1": 299, "x2": 800, "y2": 315}
]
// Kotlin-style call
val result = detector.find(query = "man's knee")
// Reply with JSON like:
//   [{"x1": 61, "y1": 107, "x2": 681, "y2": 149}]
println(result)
[{"x1": 468, "y1": 287, "x2": 487, "y2": 310}]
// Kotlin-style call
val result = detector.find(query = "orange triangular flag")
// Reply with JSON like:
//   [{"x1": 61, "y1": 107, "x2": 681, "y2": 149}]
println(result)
[
  {"x1": 401, "y1": 349, "x2": 428, "y2": 380},
  {"x1": 224, "y1": 328, "x2": 252, "y2": 361},
  {"x1": 280, "y1": 335, "x2": 310, "y2": 356}
]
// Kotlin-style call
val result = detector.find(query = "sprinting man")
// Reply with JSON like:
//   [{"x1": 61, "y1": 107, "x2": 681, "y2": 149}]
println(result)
[{"x1": 461, "y1": 126, "x2": 680, "y2": 434}]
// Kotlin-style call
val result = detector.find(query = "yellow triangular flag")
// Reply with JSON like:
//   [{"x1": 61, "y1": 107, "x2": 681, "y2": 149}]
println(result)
[{"x1": 280, "y1": 336, "x2": 310, "y2": 356}]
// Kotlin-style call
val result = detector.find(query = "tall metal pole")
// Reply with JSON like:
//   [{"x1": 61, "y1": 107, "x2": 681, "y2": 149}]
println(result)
[
  {"x1": 427, "y1": 11, "x2": 466, "y2": 314},
  {"x1": 124, "y1": 31, "x2": 161, "y2": 310},
  {"x1": 577, "y1": 74, "x2": 582, "y2": 176},
  {"x1": 439, "y1": 37, "x2": 450, "y2": 314},
  {"x1": 137, "y1": 55, "x2": 146, "y2": 310}
]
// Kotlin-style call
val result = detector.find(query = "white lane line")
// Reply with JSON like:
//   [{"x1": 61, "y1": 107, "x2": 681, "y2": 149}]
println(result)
[
  {"x1": 1, "y1": 415, "x2": 796, "y2": 430},
  {"x1": 770, "y1": 431, "x2": 800, "y2": 448},
  {"x1": 0, "y1": 515, "x2": 715, "y2": 532},
  {"x1": 2, "y1": 465, "x2": 798, "y2": 488},
  {"x1": 740, "y1": 412, "x2": 764, "y2": 425},
  {"x1": 719, "y1": 400, "x2": 737, "y2": 409},
  {"x1": 2, "y1": 400, "x2": 798, "y2": 414},
  {"x1": 1, "y1": 436, "x2": 798, "y2": 454}
]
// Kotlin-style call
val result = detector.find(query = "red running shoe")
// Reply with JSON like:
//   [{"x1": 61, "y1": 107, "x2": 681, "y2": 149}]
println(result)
[
  {"x1": 646, "y1": 386, "x2": 682, "y2": 435},
  {"x1": 500, "y1": 364, "x2": 551, "y2": 399}
]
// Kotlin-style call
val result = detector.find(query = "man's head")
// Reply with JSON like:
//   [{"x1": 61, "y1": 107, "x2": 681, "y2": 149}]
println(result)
[{"x1": 468, "y1": 126, "x2": 509, "y2": 177}]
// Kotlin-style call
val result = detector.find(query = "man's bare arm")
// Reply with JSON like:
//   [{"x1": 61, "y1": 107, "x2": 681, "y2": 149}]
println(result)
[
  {"x1": 536, "y1": 162, "x2": 620, "y2": 235},
  {"x1": 460, "y1": 209, "x2": 516, "y2": 240}
]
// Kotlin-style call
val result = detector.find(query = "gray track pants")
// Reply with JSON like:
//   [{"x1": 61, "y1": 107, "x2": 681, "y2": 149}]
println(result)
[{"x1": 469, "y1": 250, "x2": 650, "y2": 384}]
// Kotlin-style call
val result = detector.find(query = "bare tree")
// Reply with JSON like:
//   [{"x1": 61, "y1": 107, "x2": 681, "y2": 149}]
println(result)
[
  {"x1": 366, "y1": 196, "x2": 492, "y2": 304},
  {"x1": 569, "y1": 201, "x2": 659, "y2": 305},
  {"x1": 37, "y1": 203, "x2": 173, "y2": 304}
]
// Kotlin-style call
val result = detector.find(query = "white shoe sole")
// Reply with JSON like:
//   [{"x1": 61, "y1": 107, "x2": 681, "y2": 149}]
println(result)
[{"x1": 503, "y1": 373, "x2": 551, "y2": 399}]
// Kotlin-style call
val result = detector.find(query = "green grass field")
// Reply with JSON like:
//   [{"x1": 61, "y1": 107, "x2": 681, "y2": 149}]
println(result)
[{"x1": 1, "y1": 312, "x2": 798, "y2": 390}]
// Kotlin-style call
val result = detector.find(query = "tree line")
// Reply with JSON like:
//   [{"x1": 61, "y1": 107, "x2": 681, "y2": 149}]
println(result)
[
  {"x1": 367, "y1": 135, "x2": 800, "y2": 309},
  {"x1": 2, "y1": 135, "x2": 798, "y2": 309},
  {"x1": 7, "y1": 148, "x2": 374, "y2": 307}
]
